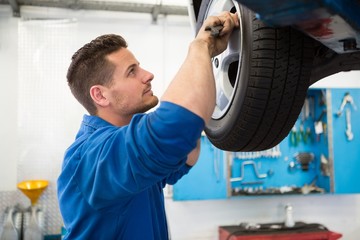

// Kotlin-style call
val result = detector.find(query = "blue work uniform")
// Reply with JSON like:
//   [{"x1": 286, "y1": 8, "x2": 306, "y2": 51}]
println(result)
[{"x1": 57, "y1": 101, "x2": 204, "y2": 239}]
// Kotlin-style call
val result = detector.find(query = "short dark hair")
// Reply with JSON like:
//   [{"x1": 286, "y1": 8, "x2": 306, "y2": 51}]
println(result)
[{"x1": 67, "y1": 34, "x2": 128, "y2": 115}]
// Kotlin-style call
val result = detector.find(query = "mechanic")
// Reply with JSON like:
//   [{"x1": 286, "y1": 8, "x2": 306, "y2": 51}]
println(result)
[{"x1": 57, "y1": 11, "x2": 239, "y2": 239}]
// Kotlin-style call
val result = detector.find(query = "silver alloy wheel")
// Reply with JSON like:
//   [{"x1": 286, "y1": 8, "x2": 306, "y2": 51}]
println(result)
[
  {"x1": 197, "y1": 0, "x2": 314, "y2": 151},
  {"x1": 205, "y1": 0, "x2": 243, "y2": 119}
]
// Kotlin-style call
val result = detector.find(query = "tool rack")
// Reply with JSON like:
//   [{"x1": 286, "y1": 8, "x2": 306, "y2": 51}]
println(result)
[{"x1": 173, "y1": 88, "x2": 360, "y2": 200}]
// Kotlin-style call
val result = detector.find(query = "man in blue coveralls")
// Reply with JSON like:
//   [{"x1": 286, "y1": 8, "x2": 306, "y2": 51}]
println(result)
[{"x1": 57, "y1": 11, "x2": 239, "y2": 240}]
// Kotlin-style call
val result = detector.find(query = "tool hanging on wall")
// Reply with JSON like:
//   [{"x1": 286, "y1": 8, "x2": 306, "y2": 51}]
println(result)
[
  {"x1": 335, "y1": 92, "x2": 357, "y2": 141},
  {"x1": 345, "y1": 108, "x2": 354, "y2": 141},
  {"x1": 290, "y1": 126, "x2": 301, "y2": 146},
  {"x1": 319, "y1": 90, "x2": 327, "y2": 106},
  {"x1": 293, "y1": 95, "x2": 315, "y2": 146},
  {"x1": 302, "y1": 126, "x2": 313, "y2": 144},
  {"x1": 336, "y1": 92, "x2": 357, "y2": 117},
  {"x1": 233, "y1": 145, "x2": 281, "y2": 159},
  {"x1": 320, "y1": 154, "x2": 331, "y2": 176},
  {"x1": 230, "y1": 160, "x2": 268, "y2": 182},
  {"x1": 300, "y1": 98, "x2": 309, "y2": 122},
  {"x1": 314, "y1": 109, "x2": 326, "y2": 142},
  {"x1": 297, "y1": 123, "x2": 313, "y2": 145}
]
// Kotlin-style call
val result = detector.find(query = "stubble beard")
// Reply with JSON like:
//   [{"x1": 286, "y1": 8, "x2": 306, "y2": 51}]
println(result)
[{"x1": 137, "y1": 95, "x2": 159, "y2": 114}]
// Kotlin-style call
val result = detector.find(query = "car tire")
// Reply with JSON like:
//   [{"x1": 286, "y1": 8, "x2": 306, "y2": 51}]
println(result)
[{"x1": 196, "y1": 0, "x2": 315, "y2": 151}]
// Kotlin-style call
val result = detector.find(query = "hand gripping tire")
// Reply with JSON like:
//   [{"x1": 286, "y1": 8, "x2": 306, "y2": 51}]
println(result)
[{"x1": 196, "y1": 0, "x2": 315, "y2": 151}]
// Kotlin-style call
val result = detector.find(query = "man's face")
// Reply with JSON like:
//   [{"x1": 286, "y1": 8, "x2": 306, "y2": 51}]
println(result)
[{"x1": 105, "y1": 48, "x2": 159, "y2": 117}]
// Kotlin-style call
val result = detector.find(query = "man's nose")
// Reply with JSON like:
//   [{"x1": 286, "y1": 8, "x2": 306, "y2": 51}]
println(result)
[{"x1": 142, "y1": 69, "x2": 154, "y2": 83}]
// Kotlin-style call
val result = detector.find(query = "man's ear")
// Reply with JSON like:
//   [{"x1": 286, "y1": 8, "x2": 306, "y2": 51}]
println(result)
[{"x1": 90, "y1": 85, "x2": 109, "y2": 107}]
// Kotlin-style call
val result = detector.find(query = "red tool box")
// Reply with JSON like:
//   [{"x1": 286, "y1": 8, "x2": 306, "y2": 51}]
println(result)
[{"x1": 219, "y1": 222, "x2": 342, "y2": 240}]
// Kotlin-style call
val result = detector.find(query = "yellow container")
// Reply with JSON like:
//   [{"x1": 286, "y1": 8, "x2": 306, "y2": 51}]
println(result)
[{"x1": 17, "y1": 180, "x2": 49, "y2": 205}]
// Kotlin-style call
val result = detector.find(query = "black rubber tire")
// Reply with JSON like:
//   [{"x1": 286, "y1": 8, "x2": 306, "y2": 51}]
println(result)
[{"x1": 196, "y1": 0, "x2": 315, "y2": 151}]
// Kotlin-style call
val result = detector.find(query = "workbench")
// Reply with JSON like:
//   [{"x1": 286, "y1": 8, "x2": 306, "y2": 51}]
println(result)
[{"x1": 219, "y1": 222, "x2": 342, "y2": 240}]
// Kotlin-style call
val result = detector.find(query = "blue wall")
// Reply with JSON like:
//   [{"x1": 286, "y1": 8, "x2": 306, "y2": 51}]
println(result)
[{"x1": 174, "y1": 88, "x2": 360, "y2": 200}]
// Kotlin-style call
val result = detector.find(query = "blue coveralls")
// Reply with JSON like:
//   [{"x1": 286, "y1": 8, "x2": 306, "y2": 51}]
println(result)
[{"x1": 57, "y1": 101, "x2": 204, "y2": 239}]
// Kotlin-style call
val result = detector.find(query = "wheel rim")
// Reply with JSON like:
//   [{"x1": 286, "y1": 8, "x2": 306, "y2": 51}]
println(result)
[{"x1": 205, "y1": 0, "x2": 243, "y2": 119}]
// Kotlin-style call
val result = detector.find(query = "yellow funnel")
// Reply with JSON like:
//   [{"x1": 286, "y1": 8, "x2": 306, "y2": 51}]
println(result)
[{"x1": 17, "y1": 180, "x2": 49, "y2": 205}]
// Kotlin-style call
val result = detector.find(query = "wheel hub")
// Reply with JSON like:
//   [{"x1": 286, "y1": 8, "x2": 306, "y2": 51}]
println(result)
[{"x1": 205, "y1": 0, "x2": 243, "y2": 119}]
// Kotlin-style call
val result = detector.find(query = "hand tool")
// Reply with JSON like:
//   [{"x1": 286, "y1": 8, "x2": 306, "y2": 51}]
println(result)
[
  {"x1": 290, "y1": 126, "x2": 301, "y2": 146},
  {"x1": 314, "y1": 109, "x2": 326, "y2": 141},
  {"x1": 230, "y1": 160, "x2": 267, "y2": 182},
  {"x1": 301, "y1": 126, "x2": 312, "y2": 144},
  {"x1": 345, "y1": 108, "x2": 354, "y2": 141},
  {"x1": 336, "y1": 92, "x2": 357, "y2": 116},
  {"x1": 205, "y1": 25, "x2": 223, "y2": 37},
  {"x1": 320, "y1": 154, "x2": 331, "y2": 176}
]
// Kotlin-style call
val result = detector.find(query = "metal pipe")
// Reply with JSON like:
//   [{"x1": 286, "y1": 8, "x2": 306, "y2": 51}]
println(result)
[{"x1": 1, "y1": 0, "x2": 188, "y2": 16}]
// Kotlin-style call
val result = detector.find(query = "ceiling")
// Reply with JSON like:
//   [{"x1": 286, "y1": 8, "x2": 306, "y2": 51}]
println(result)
[{"x1": 0, "y1": 0, "x2": 189, "y2": 19}]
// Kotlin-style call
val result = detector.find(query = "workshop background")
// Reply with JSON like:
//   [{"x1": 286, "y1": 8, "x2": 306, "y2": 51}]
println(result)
[{"x1": 1, "y1": 1, "x2": 360, "y2": 239}]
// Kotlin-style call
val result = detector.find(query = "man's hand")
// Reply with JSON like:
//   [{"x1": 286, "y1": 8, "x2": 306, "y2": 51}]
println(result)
[
  {"x1": 195, "y1": 12, "x2": 239, "y2": 57},
  {"x1": 161, "y1": 11, "x2": 239, "y2": 123}
]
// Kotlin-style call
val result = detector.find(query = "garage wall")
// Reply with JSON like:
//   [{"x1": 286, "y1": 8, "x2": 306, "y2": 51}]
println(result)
[
  {"x1": 312, "y1": 71, "x2": 360, "y2": 89},
  {"x1": 0, "y1": 5, "x2": 359, "y2": 239},
  {"x1": 0, "y1": 6, "x2": 18, "y2": 191},
  {"x1": 0, "y1": 5, "x2": 195, "y2": 235}
]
